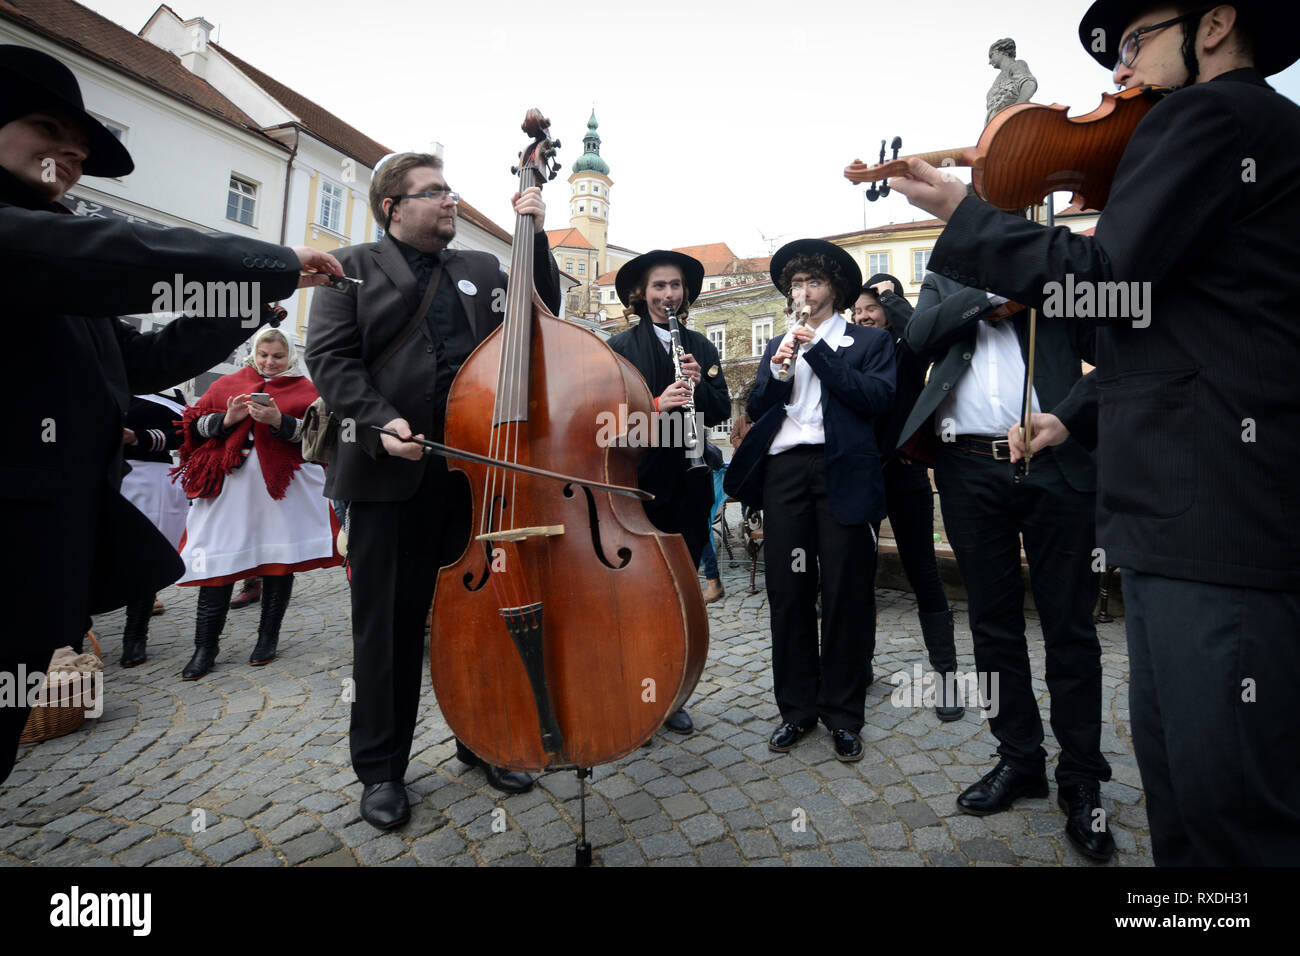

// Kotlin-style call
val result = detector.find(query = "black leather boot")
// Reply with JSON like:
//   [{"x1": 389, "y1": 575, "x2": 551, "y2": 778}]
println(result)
[
  {"x1": 249, "y1": 574, "x2": 294, "y2": 665},
  {"x1": 121, "y1": 593, "x2": 154, "y2": 667},
  {"x1": 182, "y1": 583, "x2": 232, "y2": 680},
  {"x1": 918, "y1": 608, "x2": 964, "y2": 721}
]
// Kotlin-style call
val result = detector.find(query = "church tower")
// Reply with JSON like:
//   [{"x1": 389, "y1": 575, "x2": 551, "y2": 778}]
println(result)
[{"x1": 568, "y1": 109, "x2": 612, "y2": 273}]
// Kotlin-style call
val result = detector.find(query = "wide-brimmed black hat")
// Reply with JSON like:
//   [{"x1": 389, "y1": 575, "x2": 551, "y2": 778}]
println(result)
[
  {"x1": 615, "y1": 250, "x2": 705, "y2": 307},
  {"x1": 0, "y1": 45, "x2": 134, "y2": 178},
  {"x1": 863, "y1": 272, "x2": 905, "y2": 300},
  {"x1": 1078, "y1": 1, "x2": 1300, "y2": 77},
  {"x1": 770, "y1": 239, "x2": 863, "y2": 312}
]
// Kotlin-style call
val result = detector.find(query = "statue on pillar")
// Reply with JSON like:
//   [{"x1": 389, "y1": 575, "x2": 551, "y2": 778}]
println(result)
[{"x1": 986, "y1": 38, "x2": 1038, "y2": 124}]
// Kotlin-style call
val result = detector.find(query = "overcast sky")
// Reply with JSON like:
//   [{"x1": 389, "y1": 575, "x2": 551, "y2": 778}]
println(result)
[{"x1": 89, "y1": 0, "x2": 1300, "y2": 257}]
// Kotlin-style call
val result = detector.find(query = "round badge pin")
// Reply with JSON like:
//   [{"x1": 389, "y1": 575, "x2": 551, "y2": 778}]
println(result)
[
  {"x1": 838, "y1": 335, "x2": 855, "y2": 348},
  {"x1": 457, "y1": 279, "x2": 478, "y2": 296}
]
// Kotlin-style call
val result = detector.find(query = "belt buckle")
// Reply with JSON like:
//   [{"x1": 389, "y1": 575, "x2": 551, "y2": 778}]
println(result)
[{"x1": 991, "y1": 439, "x2": 1011, "y2": 461}]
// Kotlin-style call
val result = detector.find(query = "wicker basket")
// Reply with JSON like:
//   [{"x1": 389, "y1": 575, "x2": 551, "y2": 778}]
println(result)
[{"x1": 19, "y1": 631, "x2": 102, "y2": 744}]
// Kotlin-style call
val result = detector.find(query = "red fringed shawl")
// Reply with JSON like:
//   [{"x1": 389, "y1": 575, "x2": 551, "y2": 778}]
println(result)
[{"x1": 172, "y1": 366, "x2": 321, "y2": 500}]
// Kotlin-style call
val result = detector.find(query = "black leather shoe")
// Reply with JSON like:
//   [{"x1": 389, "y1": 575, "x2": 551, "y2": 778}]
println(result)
[
  {"x1": 664, "y1": 707, "x2": 693, "y2": 734},
  {"x1": 768, "y1": 721, "x2": 814, "y2": 752},
  {"x1": 1059, "y1": 783, "x2": 1116, "y2": 862},
  {"x1": 936, "y1": 671, "x2": 965, "y2": 722},
  {"x1": 360, "y1": 781, "x2": 410, "y2": 830},
  {"x1": 957, "y1": 759, "x2": 1049, "y2": 815},
  {"x1": 455, "y1": 741, "x2": 535, "y2": 794},
  {"x1": 831, "y1": 728, "x2": 864, "y2": 762}
]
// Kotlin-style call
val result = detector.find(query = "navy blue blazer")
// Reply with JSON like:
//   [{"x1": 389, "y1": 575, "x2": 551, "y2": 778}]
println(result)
[{"x1": 727, "y1": 322, "x2": 895, "y2": 526}]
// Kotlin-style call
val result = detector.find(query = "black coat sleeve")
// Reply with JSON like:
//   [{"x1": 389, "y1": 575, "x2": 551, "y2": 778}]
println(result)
[
  {"x1": 532, "y1": 232, "x2": 562, "y2": 315},
  {"x1": 1051, "y1": 371, "x2": 1099, "y2": 451},
  {"x1": 114, "y1": 305, "x2": 283, "y2": 397},
  {"x1": 802, "y1": 330, "x2": 895, "y2": 421},
  {"x1": 688, "y1": 333, "x2": 731, "y2": 426},
  {"x1": 1, "y1": 204, "x2": 301, "y2": 317}
]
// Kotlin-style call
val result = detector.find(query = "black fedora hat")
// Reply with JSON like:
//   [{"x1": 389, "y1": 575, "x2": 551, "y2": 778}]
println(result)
[
  {"x1": 770, "y1": 239, "x2": 863, "y2": 312},
  {"x1": 615, "y1": 250, "x2": 705, "y2": 307},
  {"x1": 0, "y1": 45, "x2": 134, "y2": 178},
  {"x1": 1078, "y1": 1, "x2": 1300, "y2": 77}
]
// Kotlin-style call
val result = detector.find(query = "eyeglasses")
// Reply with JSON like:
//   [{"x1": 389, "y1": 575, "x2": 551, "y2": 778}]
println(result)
[
  {"x1": 392, "y1": 187, "x2": 460, "y2": 204},
  {"x1": 1118, "y1": 9, "x2": 1207, "y2": 68},
  {"x1": 789, "y1": 278, "x2": 826, "y2": 291}
]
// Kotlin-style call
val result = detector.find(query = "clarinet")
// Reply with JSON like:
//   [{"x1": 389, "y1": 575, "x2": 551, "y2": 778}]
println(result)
[{"x1": 667, "y1": 306, "x2": 708, "y2": 472}]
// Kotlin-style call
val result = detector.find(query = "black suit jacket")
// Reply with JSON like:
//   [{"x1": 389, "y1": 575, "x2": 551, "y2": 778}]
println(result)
[
  {"x1": 726, "y1": 322, "x2": 895, "y2": 526},
  {"x1": 928, "y1": 69, "x2": 1300, "y2": 589},
  {"x1": 3, "y1": 169, "x2": 301, "y2": 621},
  {"x1": 897, "y1": 272, "x2": 1097, "y2": 493},
  {"x1": 305, "y1": 232, "x2": 560, "y2": 502}
]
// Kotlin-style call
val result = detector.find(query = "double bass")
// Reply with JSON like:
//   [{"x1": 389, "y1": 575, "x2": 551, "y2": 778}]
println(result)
[{"x1": 428, "y1": 112, "x2": 709, "y2": 786}]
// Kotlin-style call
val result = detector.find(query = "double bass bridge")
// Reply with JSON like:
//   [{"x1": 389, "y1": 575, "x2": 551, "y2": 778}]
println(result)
[
  {"x1": 500, "y1": 602, "x2": 565, "y2": 758},
  {"x1": 476, "y1": 524, "x2": 564, "y2": 543}
]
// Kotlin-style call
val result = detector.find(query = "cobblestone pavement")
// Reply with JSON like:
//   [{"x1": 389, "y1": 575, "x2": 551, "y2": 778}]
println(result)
[{"x1": 1, "y1": 520, "x2": 1149, "y2": 867}]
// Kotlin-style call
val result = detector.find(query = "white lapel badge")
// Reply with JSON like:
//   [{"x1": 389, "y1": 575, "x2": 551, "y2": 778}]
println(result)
[{"x1": 457, "y1": 279, "x2": 478, "y2": 296}]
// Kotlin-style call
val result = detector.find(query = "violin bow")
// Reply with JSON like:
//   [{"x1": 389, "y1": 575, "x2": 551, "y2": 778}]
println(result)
[{"x1": 372, "y1": 427, "x2": 654, "y2": 501}]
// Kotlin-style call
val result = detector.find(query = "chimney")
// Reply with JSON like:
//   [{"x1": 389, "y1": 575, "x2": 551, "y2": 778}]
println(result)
[{"x1": 180, "y1": 17, "x2": 216, "y2": 76}]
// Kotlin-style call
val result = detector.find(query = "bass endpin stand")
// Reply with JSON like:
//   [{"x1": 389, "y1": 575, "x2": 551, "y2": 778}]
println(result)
[{"x1": 575, "y1": 767, "x2": 592, "y2": 867}]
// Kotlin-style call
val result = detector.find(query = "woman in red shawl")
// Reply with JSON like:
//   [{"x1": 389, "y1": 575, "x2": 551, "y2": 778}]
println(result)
[{"x1": 173, "y1": 325, "x2": 340, "y2": 679}]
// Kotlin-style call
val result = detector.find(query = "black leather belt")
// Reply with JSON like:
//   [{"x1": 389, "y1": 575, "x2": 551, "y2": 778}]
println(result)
[{"x1": 949, "y1": 434, "x2": 1049, "y2": 460}]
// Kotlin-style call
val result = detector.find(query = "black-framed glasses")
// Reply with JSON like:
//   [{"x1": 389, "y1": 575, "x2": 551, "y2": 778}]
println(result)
[
  {"x1": 392, "y1": 187, "x2": 460, "y2": 204},
  {"x1": 1118, "y1": 10, "x2": 1208, "y2": 67}
]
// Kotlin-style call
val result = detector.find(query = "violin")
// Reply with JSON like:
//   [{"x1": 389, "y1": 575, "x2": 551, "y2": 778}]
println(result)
[
  {"x1": 428, "y1": 112, "x2": 709, "y2": 784},
  {"x1": 845, "y1": 86, "x2": 1169, "y2": 211}
]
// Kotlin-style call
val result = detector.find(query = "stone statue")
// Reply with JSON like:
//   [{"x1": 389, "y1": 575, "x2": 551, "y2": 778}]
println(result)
[{"x1": 985, "y1": 37, "x2": 1038, "y2": 124}]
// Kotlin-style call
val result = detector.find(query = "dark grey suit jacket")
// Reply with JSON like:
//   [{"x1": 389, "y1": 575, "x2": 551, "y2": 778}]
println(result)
[
  {"x1": 305, "y1": 232, "x2": 559, "y2": 502},
  {"x1": 897, "y1": 271, "x2": 1096, "y2": 493}
]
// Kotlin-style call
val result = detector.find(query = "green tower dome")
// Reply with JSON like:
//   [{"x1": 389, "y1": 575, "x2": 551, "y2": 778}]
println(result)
[{"x1": 572, "y1": 109, "x2": 610, "y2": 175}]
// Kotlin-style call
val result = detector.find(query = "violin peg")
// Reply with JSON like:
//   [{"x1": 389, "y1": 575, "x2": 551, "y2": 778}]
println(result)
[{"x1": 891, "y1": 136, "x2": 903, "y2": 155}]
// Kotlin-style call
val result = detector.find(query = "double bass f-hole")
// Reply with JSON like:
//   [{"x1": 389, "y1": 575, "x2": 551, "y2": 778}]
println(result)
[{"x1": 865, "y1": 137, "x2": 902, "y2": 202}]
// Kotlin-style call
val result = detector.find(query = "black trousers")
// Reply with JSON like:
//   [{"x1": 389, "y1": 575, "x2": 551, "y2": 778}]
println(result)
[
  {"x1": 346, "y1": 461, "x2": 470, "y2": 785},
  {"x1": 764, "y1": 446, "x2": 877, "y2": 733},
  {"x1": 1124, "y1": 570, "x2": 1300, "y2": 865},
  {"x1": 882, "y1": 458, "x2": 948, "y2": 615},
  {"x1": 934, "y1": 444, "x2": 1109, "y2": 785},
  {"x1": 2, "y1": 489, "x2": 99, "y2": 783},
  {"x1": 642, "y1": 464, "x2": 713, "y2": 568}
]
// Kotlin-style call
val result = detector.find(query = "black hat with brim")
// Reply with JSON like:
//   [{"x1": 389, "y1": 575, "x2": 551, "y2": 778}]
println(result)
[
  {"x1": 863, "y1": 272, "x2": 905, "y2": 300},
  {"x1": 615, "y1": 250, "x2": 705, "y2": 308},
  {"x1": 0, "y1": 45, "x2": 134, "y2": 178},
  {"x1": 1078, "y1": 0, "x2": 1300, "y2": 77},
  {"x1": 770, "y1": 239, "x2": 863, "y2": 313}
]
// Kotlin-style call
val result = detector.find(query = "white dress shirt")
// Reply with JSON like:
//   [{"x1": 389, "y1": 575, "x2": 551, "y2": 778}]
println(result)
[
  {"x1": 768, "y1": 312, "x2": 848, "y2": 456},
  {"x1": 935, "y1": 307, "x2": 1041, "y2": 437}
]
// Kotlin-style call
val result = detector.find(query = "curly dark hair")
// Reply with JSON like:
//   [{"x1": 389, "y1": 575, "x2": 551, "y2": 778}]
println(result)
[
  {"x1": 777, "y1": 253, "x2": 849, "y2": 308},
  {"x1": 622, "y1": 263, "x2": 691, "y2": 324}
]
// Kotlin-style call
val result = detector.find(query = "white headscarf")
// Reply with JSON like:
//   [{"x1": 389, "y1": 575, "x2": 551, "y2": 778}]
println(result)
[{"x1": 244, "y1": 325, "x2": 302, "y2": 378}]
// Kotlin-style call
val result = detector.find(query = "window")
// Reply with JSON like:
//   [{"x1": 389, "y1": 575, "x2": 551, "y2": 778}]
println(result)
[
  {"x1": 577, "y1": 261, "x2": 586, "y2": 275},
  {"x1": 708, "y1": 281, "x2": 716, "y2": 290},
  {"x1": 578, "y1": 204, "x2": 585, "y2": 213},
  {"x1": 580, "y1": 183, "x2": 588, "y2": 192},
  {"x1": 566, "y1": 293, "x2": 580, "y2": 313},
  {"x1": 868, "y1": 252, "x2": 890, "y2": 277},
  {"x1": 227, "y1": 175, "x2": 257, "y2": 226},
  {"x1": 566, "y1": 259, "x2": 574, "y2": 272},
  {"x1": 593, "y1": 185, "x2": 601, "y2": 194},
  {"x1": 912, "y1": 249, "x2": 932, "y2": 282},
  {"x1": 752, "y1": 318, "x2": 773, "y2": 355},
  {"x1": 318, "y1": 180, "x2": 345, "y2": 233},
  {"x1": 707, "y1": 324, "x2": 726, "y2": 358}
]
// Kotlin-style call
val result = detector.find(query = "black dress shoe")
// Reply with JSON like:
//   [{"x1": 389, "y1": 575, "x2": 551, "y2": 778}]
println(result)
[
  {"x1": 957, "y1": 759, "x2": 1049, "y2": 815},
  {"x1": 663, "y1": 707, "x2": 693, "y2": 734},
  {"x1": 455, "y1": 741, "x2": 535, "y2": 794},
  {"x1": 768, "y1": 721, "x2": 814, "y2": 752},
  {"x1": 831, "y1": 728, "x2": 864, "y2": 762},
  {"x1": 120, "y1": 638, "x2": 147, "y2": 668},
  {"x1": 360, "y1": 781, "x2": 410, "y2": 830},
  {"x1": 1059, "y1": 783, "x2": 1116, "y2": 862}
]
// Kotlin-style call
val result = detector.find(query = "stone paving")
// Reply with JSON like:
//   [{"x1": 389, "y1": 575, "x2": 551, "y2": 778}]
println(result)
[{"x1": 0, "y1": 508, "x2": 1150, "y2": 866}]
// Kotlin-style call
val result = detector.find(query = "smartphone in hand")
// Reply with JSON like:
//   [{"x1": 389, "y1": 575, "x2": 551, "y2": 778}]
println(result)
[{"x1": 249, "y1": 393, "x2": 272, "y2": 405}]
